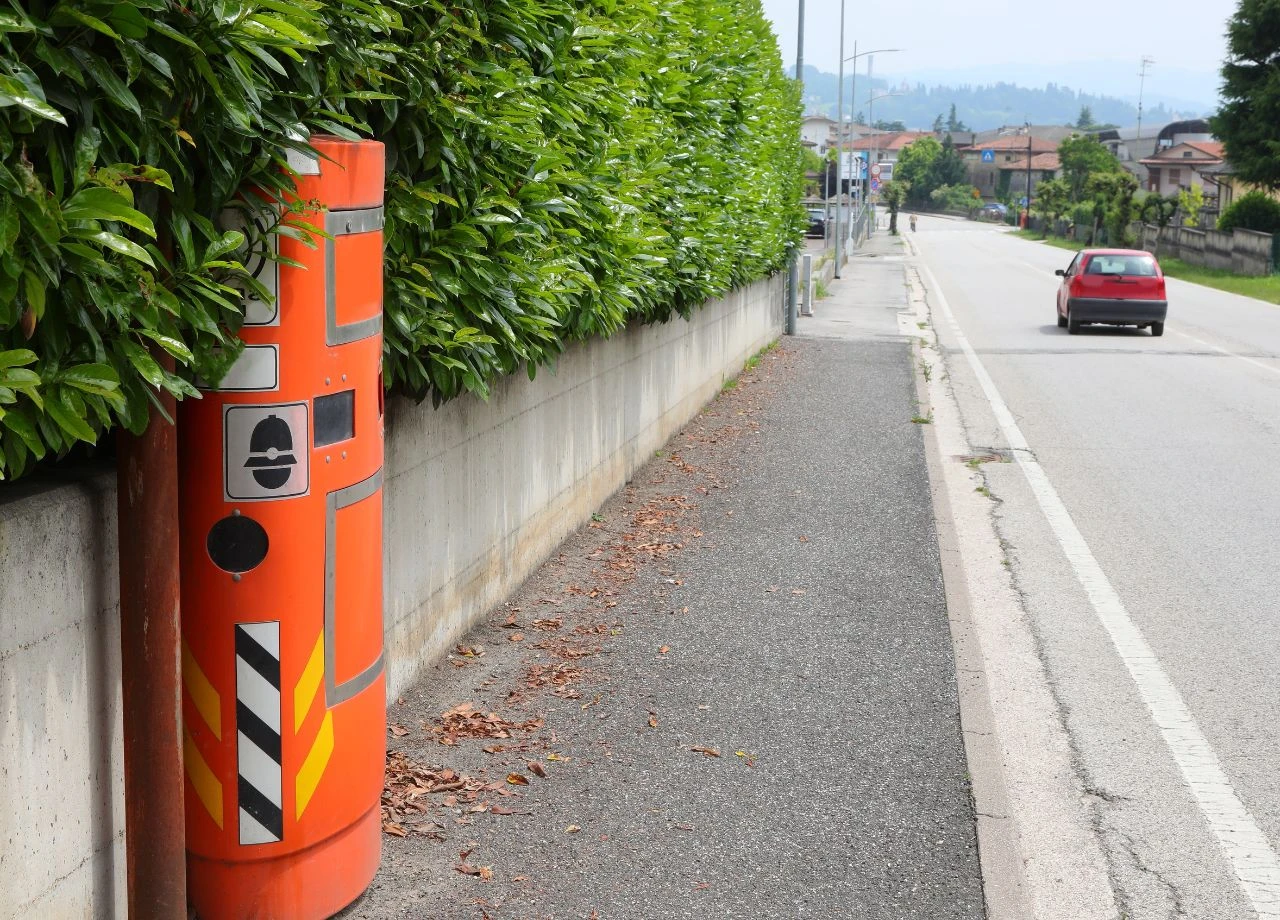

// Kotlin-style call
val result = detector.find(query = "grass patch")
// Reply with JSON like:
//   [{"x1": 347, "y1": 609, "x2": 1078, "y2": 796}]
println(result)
[
  {"x1": 1157, "y1": 258, "x2": 1280, "y2": 304},
  {"x1": 815, "y1": 278, "x2": 830, "y2": 299},
  {"x1": 910, "y1": 414, "x2": 932, "y2": 424},
  {"x1": 1011, "y1": 230, "x2": 1280, "y2": 303},
  {"x1": 1011, "y1": 229, "x2": 1086, "y2": 252}
]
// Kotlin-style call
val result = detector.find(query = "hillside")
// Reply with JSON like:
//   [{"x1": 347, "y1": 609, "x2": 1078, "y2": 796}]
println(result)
[{"x1": 796, "y1": 66, "x2": 1209, "y2": 131}]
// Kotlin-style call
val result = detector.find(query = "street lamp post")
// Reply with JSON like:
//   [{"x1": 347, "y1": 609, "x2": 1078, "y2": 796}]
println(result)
[{"x1": 836, "y1": 45, "x2": 902, "y2": 261}]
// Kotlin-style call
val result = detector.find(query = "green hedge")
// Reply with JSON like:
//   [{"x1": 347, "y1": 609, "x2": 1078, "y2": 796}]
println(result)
[
  {"x1": 1218, "y1": 190, "x2": 1280, "y2": 235},
  {"x1": 0, "y1": 0, "x2": 804, "y2": 480}
]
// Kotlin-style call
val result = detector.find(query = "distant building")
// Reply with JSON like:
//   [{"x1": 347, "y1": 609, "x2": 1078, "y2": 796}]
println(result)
[
  {"x1": 961, "y1": 133, "x2": 1059, "y2": 199},
  {"x1": 1140, "y1": 140, "x2": 1224, "y2": 200},
  {"x1": 801, "y1": 115, "x2": 837, "y2": 155}
]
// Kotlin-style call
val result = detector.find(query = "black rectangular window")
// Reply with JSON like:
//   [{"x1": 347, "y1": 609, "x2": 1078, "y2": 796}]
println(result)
[{"x1": 314, "y1": 390, "x2": 355, "y2": 447}]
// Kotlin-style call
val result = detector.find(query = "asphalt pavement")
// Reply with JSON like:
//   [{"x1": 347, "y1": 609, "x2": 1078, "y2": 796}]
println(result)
[
  {"x1": 351, "y1": 231, "x2": 985, "y2": 919},
  {"x1": 911, "y1": 215, "x2": 1280, "y2": 919}
]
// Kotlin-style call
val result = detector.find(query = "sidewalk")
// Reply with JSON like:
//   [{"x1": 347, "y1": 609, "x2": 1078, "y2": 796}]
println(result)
[{"x1": 349, "y1": 230, "x2": 983, "y2": 919}]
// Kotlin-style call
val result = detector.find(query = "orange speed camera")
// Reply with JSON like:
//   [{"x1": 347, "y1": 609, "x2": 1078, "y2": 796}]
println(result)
[{"x1": 178, "y1": 138, "x2": 386, "y2": 919}]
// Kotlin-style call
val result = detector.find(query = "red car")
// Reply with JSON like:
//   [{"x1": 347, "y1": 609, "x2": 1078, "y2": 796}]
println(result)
[{"x1": 1055, "y1": 249, "x2": 1168, "y2": 336}]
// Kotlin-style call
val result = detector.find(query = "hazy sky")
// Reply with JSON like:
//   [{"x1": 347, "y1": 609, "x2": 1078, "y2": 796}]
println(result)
[{"x1": 761, "y1": 0, "x2": 1238, "y2": 102}]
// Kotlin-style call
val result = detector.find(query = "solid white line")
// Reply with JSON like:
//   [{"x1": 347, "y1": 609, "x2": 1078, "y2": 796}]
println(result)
[{"x1": 919, "y1": 259, "x2": 1280, "y2": 918}]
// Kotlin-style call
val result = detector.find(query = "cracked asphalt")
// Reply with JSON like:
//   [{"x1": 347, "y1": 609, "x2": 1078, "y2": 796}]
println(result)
[{"x1": 348, "y1": 234, "x2": 984, "y2": 918}]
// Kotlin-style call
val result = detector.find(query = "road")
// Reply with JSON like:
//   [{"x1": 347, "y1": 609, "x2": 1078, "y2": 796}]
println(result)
[{"x1": 911, "y1": 215, "x2": 1280, "y2": 919}]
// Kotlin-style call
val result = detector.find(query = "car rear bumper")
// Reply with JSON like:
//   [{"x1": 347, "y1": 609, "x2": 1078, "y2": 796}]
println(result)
[{"x1": 1067, "y1": 297, "x2": 1167, "y2": 324}]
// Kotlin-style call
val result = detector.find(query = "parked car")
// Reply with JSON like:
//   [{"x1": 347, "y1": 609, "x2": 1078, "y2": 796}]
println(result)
[
  {"x1": 1055, "y1": 249, "x2": 1168, "y2": 336},
  {"x1": 978, "y1": 202, "x2": 1007, "y2": 221},
  {"x1": 806, "y1": 208, "x2": 826, "y2": 238}
]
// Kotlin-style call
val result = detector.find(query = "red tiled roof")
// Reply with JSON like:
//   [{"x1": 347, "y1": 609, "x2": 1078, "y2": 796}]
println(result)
[
  {"x1": 971, "y1": 135, "x2": 1058, "y2": 153},
  {"x1": 1185, "y1": 140, "x2": 1225, "y2": 158},
  {"x1": 843, "y1": 131, "x2": 934, "y2": 153},
  {"x1": 1140, "y1": 141, "x2": 1226, "y2": 166}
]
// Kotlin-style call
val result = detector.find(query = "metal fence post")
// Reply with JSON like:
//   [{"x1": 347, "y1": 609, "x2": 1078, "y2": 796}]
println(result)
[{"x1": 800, "y1": 253, "x2": 814, "y2": 317}]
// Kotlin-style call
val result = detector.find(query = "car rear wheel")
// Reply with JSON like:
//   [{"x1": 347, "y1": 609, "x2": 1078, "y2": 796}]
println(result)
[
  {"x1": 1150, "y1": 321, "x2": 1164, "y2": 337},
  {"x1": 1057, "y1": 311, "x2": 1067, "y2": 328},
  {"x1": 1067, "y1": 310, "x2": 1081, "y2": 335}
]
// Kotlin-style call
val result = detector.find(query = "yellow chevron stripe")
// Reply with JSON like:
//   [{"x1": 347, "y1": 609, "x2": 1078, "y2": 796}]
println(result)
[
  {"x1": 295, "y1": 710, "x2": 334, "y2": 820},
  {"x1": 182, "y1": 640, "x2": 221, "y2": 740},
  {"x1": 183, "y1": 728, "x2": 224, "y2": 829},
  {"x1": 293, "y1": 632, "x2": 325, "y2": 733}
]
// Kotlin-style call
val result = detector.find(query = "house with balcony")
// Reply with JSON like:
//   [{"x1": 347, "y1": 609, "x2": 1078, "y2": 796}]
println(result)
[{"x1": 1140, "y1": 140, "x2": 1225, "y2": 201}]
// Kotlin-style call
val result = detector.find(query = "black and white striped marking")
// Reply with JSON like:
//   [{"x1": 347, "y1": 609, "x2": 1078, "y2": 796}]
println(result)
[{"x1": 235, "y1": 622, "x2": 283, "y2": 845}]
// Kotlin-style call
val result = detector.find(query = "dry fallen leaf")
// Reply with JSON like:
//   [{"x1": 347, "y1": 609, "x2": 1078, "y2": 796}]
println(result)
[
  {"x1": 791, "y1": 589, "x2": 807, "y2": 596},
  {"x1": 527, "y1": 761, "x2": 547, "y2": 778},
  {"x1": 389, "y1": 723, "x2": 411, "y2": 737},
  {"x1": 798, "y1": 535, "x2": 809, "y2": 542},
  {"x1": 648, "y1": 715, "x2": 659, "y2": 729},
  {"x1": 506, "y1": 773, "x2": 530, "y2": 786},
  {"x1": 479, "y1": 866, "x2": 494, "y2": 881},
  {"x1": 508, "y1": 633, "x2": 525, "y2": 643},
  {"x1": 694, "y1": 881, "x2": 710, "y2": 891},
  {"x1": 690, "y1": 746, "x2": 721, "y2": 758},
  {"x1": 565, "y1": 824, "x2": 581, "y2": 834},
  {"x1": 383, "y1": 822, "x2": 408, "y2": 837}
]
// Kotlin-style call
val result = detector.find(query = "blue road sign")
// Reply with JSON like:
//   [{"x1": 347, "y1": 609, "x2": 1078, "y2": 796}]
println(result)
[
  {"x1": 981, "y1": 149, "x2": 995, "y2": 163},
  {"x1": 871, "y1": 178, "x2": 881, "y2": 192},
  {"x1": 1019, "y1": 196, "x2": 1029, "y2": 206}
]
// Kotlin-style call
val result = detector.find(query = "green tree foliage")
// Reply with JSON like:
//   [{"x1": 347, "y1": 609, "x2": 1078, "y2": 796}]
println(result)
[
  {"x1": 1076, "y1": 105, "x2": 1096, "y2": 129},
  {"x1": 873, "y1": 119, "x2": 906, "y2": 132},
  {"x1": 1214, "y1": 0, "x2": 1280, "y2": 190},
  {"x1": 895, "y1": 135, "x2": 968, "y2": 208},
  {"x1": 1083, "y1": 172, "x2": 1137, "y2": 245},
  {"x1": 894, "y1": 137, "x2": 942, "y2": 207},
  {"x1": 1140, "y1": 194, "x2": 1179, "y2": 228},
  {"x1": 1178, "y1": 186, "x2": 1206, "y2": 226},
  {"x1": 1059, "y1": 133, "x2": 1122, "y2": 201},
  {"x1": 1033, "y1": 178, "x2": 1072, "y2": 227},
  {"x1": 946, "y1": 103, "x2": 968, "y2": 132},
  {"x1": 0, "y1": 0, "x2": 803, "y2": 479},
  {"x1": 932, "y1": 136, "x2": 969, "y2": 187},
  {"x1": 929, "y1": 184, "x2": 979, "y2": 212},
  {"x1": 881, "y1": 179, "x2": 908, "y2": 234},
  {"x1": 1217, "y1": 190, "x2": 1280, "y2": 233},
  {"x1": 932, "y1": 113, "x2": 944, "y2": 133}
]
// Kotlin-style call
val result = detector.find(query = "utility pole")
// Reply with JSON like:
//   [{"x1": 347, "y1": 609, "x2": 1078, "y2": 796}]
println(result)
[
  {"x1": 786, "y1": 0, "x2": 804, "y2": 335},
  {"x1": 1137, "y1": 56, "x2": 1155, "y2": 142},
  {"x1": 1026, "y1": 123, "x2": 1033, "y2": 228},
  {"x1": 834, "y1": 4, "x2": 846, "y2": 277}
]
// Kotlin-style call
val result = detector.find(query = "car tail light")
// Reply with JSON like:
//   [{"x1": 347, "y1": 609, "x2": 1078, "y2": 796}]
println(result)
[{"x1": 1070, "y1": 277, "x2": 1085, "y2": 298}]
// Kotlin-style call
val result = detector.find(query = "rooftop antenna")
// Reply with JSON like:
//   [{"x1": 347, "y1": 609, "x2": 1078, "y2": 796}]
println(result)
[{"x1": 1137, "y1": 56, "x2": 1155, "y2": 140}]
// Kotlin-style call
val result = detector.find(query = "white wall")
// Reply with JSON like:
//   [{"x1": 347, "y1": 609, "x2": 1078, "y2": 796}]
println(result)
[{"x1": 0, "y1": 273, "x2": 783, "y2": 918}]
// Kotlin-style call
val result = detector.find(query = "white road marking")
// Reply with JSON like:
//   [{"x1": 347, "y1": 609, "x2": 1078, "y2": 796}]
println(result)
[
  {"x1": 919, "y1": 259, "x2": 1280, "y2": 918},
  {"x1": 1168, "y1": 325, "x2": 1280, "y2": 378}
]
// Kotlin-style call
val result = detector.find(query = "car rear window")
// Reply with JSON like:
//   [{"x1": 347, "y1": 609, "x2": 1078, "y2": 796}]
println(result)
[{"x1": 1085, "y1": 255, "x2": 1158, "y2": 276}]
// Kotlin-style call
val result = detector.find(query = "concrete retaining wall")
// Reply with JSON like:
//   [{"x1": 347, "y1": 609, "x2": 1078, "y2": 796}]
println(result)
[
  {"x1": 1137, "y1": 223, "x2": 1274, "y2": 276},
  {"x1": 1234, "y1": 229, "x2": 1272, "y2": 276},
  {"x1": 0, "y1": 274, "x2": 783, "y2": 919},
  {"x1": 380, "y1": 275, "x2": 784, "y2": 697}
]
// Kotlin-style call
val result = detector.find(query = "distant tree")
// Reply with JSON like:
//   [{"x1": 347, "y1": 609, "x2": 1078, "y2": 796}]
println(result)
[
  {"x1": 1213, "y1": 0, "x2": 1280, "y2": 189},
  {"x1": 1084, "y1": 171, "x2": 1137, "y2": 244},
  {"x1": 1177, "y1": 186, "x2": 1205, "y2": 226},
  {"x1": 881, "y1": 180, "x2": 909, "y2": 234},
  {"x1": 1033, "y1": 178, "x2": 1072, "y2": 233},
  {"x1": 1217, "y1": 190, "x2": 1280, "y2": 233},
  {"x1": 801, "y1": 148, "x2": 826, "y2": 196},
  {"x1": 1058, "y1": 133, "x2": 1121, "y2": 201},
  {"x1": 1139, "y1": 193, "x2": 1179, "y2": 256},
  {"x1": 894, "y1": 136, "x2": 943, "y2": 207},
  {"x1": 930, "y1": 184, "x2": 980, "y2": 212},
  {"x1": 946, "y1": 103, "x2": 969, "y2": 132},
  {"x1": 855, "y1": 110, "x2": 866, "y2": 125},
  {"x1": 1075, "y1": 105, "x2": 1096, "y2": 130},
  {"x1": 873, "y1": 119, "x2": 906, "y2": 132},
  {"x1": 932, "y1": 113, "x2": 944, "y2": 133},
  {"x1": 930, "y1": 136, "x2": 969, "y2": 188}
]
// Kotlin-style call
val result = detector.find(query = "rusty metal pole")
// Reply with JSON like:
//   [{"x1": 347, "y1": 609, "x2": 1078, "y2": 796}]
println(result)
[{"x1": 117, "y1": 362, "x2": 187, "y2": 918}]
